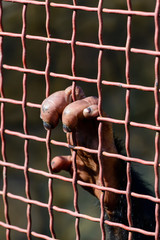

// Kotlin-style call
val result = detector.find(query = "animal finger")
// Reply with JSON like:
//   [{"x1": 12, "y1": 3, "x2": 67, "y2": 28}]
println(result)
[
  {"x1": 51, "y1": 155, "x2": 72, "y2": 173},
  {"x1": 62, "y1": 96, "x2": 98, "y2": 133},
  {"x1": 40, "y1": 86, "x2": 85, "y2": 130}
]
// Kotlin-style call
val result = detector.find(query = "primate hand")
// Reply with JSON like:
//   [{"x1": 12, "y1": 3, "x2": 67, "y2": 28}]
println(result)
[{"x1": 40, "y1": 86, "x2": 123, "y2": 215}]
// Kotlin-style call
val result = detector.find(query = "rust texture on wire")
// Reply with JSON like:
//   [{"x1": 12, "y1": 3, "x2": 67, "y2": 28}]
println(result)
[{"x1": 0, "y1": 0, "x2": 160, "y2": 240}]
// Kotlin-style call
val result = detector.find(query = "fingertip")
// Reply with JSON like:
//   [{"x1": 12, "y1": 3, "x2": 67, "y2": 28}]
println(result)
[
  {"x1": 51, "y1": 156, "x2": 72, "y2": 173},
  {"x1": 51, "y1": 158, "x2": 62, "y2": 173},
  {"x1": 83, "y1": 107, "x2": 92, "y2": 117},
  {"x1": 51, "y1": 160, "x2": 60, "y2": 173},
  {"x1": 83, "y1": 105, "x2": 99, "y2": 118},
  {"x1": 63, "y1": 124, "x2": 72, "y2": 133},
  {"x1": 43, "y1": 121, "x2": 53, "y2": 130}
]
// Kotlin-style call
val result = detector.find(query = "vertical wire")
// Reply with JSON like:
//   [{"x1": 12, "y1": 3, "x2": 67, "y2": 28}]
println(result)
[
  {"x1": 154, "y1": 1, "x2": 160, "y2": 239},
  {"x1": 46, "y1": 130, "x2": 56, "y2": 239},
  {"x1": 45, "y1": 0, "x2": 51, "y2": 98},
  {"x1": 71, "y1": 1, "x2": 80, "y2": 239},
  {"x1": 97, "y1": 1, "x2": 106, "y2": 239},
  {"x1": 125, "y1": 1, "x2": 133, "y2": 239},
  {"x1": 71, "y1": 0, "x2": 77, "y2": 102},
  {"x1": 72, "y1": 149, "x2": 80, "y2": 240},
  {"x1": 0, "y1": 2, "x2": 11, "y2": 240},
  {"x1": 45, "y1": 0, "x2": 56, "y2": 238},
  {"x1": 21, "y1": 4, "x2": 32, "y2": 240}
]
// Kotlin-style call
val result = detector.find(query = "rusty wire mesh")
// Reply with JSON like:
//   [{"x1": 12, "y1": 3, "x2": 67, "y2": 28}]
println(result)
[{"x1": 0, "y1": 0, "x2": 160, "y2": 239}]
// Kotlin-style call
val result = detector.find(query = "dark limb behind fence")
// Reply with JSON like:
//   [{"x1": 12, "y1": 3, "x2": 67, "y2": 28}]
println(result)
[{"x1": 41, "y1": 85, "x2": 156, "y2": 240}]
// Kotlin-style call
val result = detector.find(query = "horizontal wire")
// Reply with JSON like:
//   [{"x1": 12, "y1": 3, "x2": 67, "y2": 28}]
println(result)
[
  {"x1": 3, "y1": 0, "x2": 158, "y2": 18},
  {"x1": 0, "y1": 191, "x2": 155, "y2": 237}
]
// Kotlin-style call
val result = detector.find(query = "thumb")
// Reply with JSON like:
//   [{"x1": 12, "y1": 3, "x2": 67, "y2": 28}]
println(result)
[{"x1": 51, "y1": 155, "x2": 72, "y2": 173}]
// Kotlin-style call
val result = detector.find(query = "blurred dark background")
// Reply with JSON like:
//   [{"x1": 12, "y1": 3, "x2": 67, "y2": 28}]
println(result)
[{"x1": 0, "y1": 0, "x2": 158, "y2": 239}]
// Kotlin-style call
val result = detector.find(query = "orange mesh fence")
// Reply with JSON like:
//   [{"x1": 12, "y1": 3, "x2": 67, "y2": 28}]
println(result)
[{"x1": 0, "y1": 0, "x2": 160, "y2": 239}]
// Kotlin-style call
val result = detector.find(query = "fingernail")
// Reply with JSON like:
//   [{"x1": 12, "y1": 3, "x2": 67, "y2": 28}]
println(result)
[
  {"x1": 63, "y1": 124, "x2": 72, "y2": 133},
  {"x1": 84, "y1": 107, "x2": 92, "y2": 113},
  {"x1": 43, "y1": 121, "x2": 53, "y2": 130},
  {"x1": 51, "y1": 161, "x2": 58, "y2": 173},
  {"x1": 51, "y1": 161, "x2": 55, "y2": 169}
]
